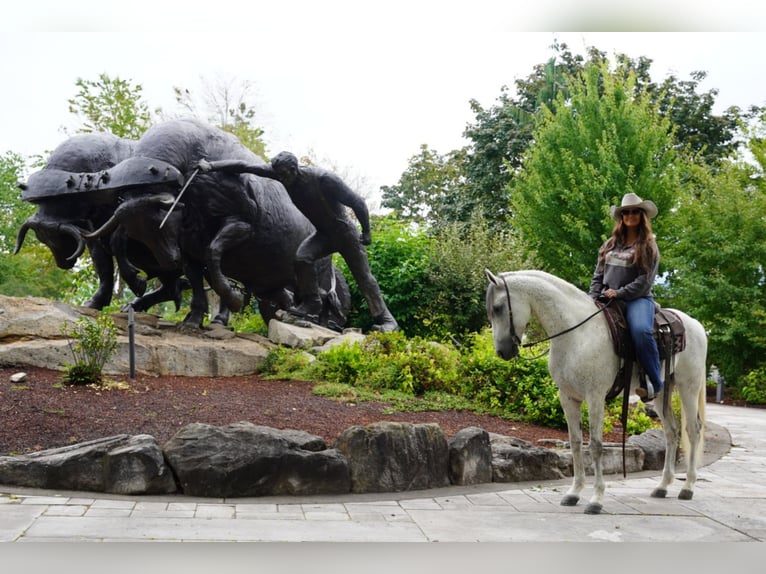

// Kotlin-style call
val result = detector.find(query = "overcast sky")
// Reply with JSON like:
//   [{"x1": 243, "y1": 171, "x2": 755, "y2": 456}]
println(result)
[{"x1": 2, "y1": 1, "x2": 764, "y2": 206}]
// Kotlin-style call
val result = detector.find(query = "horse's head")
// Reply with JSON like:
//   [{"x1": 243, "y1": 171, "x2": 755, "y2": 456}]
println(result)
[{"x1": 485, "y1": 269, "x2": 530, "y2": 360}]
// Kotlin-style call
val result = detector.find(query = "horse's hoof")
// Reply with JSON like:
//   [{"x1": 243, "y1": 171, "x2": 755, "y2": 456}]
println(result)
[
  {"x1": 584, "y1": 503, "x2": 603, "y2": 515},
  {"x1": 678, "y1": 489, "x2": 694, "y2": 500},
  {"x1": 651, "y1": 488, "x2": 667, "y2": 498},
  {"x1": 560, "y1": 495, "x2": 579, "y2": 506}
]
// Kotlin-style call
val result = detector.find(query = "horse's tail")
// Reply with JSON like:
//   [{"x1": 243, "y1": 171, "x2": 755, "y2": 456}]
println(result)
[{"x1": 681, "y1": 377, "x2": 706, "y2": 463}]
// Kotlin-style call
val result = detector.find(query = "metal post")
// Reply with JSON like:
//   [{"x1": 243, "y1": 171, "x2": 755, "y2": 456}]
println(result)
[
  {"x1": 128, "y1": 304, "x2": 135, "y2": 379},
  {"x1": 711, "y1": 364, "x2": 724, "y2": 403}
]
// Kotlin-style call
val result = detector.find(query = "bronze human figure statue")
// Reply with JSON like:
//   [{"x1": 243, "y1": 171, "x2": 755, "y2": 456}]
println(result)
[{"x1": 198, "y1": 152, "x2": 399, "y2": 333}]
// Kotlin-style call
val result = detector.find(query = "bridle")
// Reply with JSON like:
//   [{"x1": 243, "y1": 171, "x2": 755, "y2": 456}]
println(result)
[
  {"x1": 499, "y1": 274, "x2": 522, "y2": 348},
  {"x1": 497, "y1": 274, "x2": 612, "y2": 351}
]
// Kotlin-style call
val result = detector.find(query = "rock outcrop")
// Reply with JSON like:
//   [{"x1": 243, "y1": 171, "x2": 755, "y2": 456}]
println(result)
[{"x1": 0, "y1": 295, "x2": 363, "y2": 377}]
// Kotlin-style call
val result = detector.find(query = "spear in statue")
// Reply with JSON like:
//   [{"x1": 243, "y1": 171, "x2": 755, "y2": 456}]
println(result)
[{"x1": 159, "y1": 167, "x2": 199, "y2": 229}]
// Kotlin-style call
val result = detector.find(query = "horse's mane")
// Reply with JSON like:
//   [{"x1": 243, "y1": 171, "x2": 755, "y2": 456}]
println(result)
[{"x1": 500, "y1": 269, "x2": 594, "y2": 306}]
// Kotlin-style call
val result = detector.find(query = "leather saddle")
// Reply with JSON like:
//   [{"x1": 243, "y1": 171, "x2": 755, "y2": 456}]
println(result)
[{"x1": 598, "y1": 299, "x2": 686, "y2": 401}]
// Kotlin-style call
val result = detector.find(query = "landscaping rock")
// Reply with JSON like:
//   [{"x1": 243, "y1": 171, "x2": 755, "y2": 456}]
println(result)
[
  {"x1": 490, "y1": 433, "x2": 568, "y2": 482},
  {"x1": 448, "y1": 427, "x2": 492, "y2": 485},
  {"x1": 0, "y1": 434, "x2": 176, "y2": 494},
  {"x1": 628, "y1": 428, "x2": 667, "y2": 470},
  {"x1": 162, "y1": 422, "x2": 351, "y2": 497},
  {"x1": 334, "y1": 422, "x2": 450, "y2": 493}
]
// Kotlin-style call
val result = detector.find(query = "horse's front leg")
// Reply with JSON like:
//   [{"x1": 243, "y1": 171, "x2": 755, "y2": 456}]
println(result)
[
  {"x1": 651, "y1": 384, "x2": 680, "y2": 498},
  {"x1": 559, "y1": 394, "x2": 585, "y2": 508},
  {"x1": 584, "y1": 398, "x2": 606, "y2": 514}
]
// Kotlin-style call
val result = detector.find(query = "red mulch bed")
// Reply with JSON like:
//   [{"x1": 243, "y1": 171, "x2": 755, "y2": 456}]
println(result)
[{"x1": 0, "y1": 366, "x2": 634, "y2": 456}]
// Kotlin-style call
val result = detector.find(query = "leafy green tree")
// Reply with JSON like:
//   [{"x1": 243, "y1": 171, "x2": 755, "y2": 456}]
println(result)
[
  {"x1": 68, "y1": 73, "x2": 154, "y2": 139},
  {"x1": 336, "y1": 214, "x2": 431, "y2": 336},
  {"x1": 0, "y1": 152, "x2": 31, "y2": 252},
  {"x1": 460, "y1": 43, "x2": 742, "y2": 233},
  {"x1": 0, "y1": 152, "x2": 71, "y2": 297},
  {"x1": 380, "y1": 144, "x2": 467, "y2": 227},
  {"x1": 661, "y1": 132, "x2": 766, "y2": 385},
  {"x1": 650, "y1": 70, "x2": 742, "y2": 166},
  {"x1": 423, "y1": 213, "x2": 528, "y2": 340},
  {"x1": 511, "y1": 61, "x2": 681, "y2": 288},
  {"x1": 461, "y1": 42, "x2": 593, "y2": 231},
  {"x1": 172, "y1": 78, "x2": 269, "y2": 160},
  {"x1": 337, "y1": 214, "x2": 526, "y2": 340}
]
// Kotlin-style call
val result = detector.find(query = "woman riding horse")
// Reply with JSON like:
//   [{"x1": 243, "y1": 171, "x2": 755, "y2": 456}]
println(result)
[{"x1": 588, "y1": 193, "x2": 664, "y2": 402}]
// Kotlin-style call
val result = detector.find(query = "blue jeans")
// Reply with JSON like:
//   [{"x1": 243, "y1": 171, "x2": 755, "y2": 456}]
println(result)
[{"x1": 625, "y1": 297, "x2": 663, "y2": 390}]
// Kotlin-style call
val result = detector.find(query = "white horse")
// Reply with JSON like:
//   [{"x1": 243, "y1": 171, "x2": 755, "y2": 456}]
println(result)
[{"x1": 485, "y1": 269, "x2": 707, "y2": 514}]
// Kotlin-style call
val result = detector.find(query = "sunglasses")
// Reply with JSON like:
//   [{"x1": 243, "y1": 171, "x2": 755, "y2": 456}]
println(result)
[{"x1": 621, "y1": 209, "x2": 643, "y2": 216}]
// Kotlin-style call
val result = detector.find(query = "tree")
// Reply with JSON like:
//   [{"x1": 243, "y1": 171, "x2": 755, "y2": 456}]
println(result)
[
  {"x1": 650, "y1": 70, "x2": 742, "y2": 166},
  {"x1": 172, "y1": 78, "x2": 269, "y2": 160},
  {"x1": 661, "y1": 117, "x2": 766, "y2": 385},
  {"x1": 511, "y1": 61, "x2": 682, "y2": 288},
  {"x1": 460, "y1": 42, "x2": 592, "y2": 231},
  {"x1": 460, "y1": 43, "x2": 742, "y2": 233},
  {"x1": 0, "y1": 152, "x2": 71, "y2": 298},
  {"x1": 0, "y1": 152, "x2": 31, "y2": 252},
  {"x1": 68, "y1": 73, "x2": 154, "y2": 139},
  {"x1": 380, "y1": 144, "x2": 467, "y2": 227}
]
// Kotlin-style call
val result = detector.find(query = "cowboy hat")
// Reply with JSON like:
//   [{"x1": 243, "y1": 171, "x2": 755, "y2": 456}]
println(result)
[{"x1": 610, "y1": 193, "x2": 658, "y2": 221}]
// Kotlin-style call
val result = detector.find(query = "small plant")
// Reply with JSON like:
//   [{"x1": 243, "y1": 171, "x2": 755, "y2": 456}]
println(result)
[
  {"x1": 228, "y1": 305, "x2": 268, "y2": 335},
  {"x1": 257, "y1": 346, "x2": 315, "y2": 380},
  {"x1": 61, "y1": 313, "x2": 118, "y2": 386}
]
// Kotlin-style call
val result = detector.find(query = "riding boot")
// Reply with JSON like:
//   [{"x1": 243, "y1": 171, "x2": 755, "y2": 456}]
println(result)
[{"x1": 636, "y1": 378, "x2": 664, "y2": 402}]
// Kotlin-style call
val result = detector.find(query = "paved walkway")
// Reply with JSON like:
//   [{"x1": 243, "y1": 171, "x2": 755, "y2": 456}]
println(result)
[{"x1": 1, "y1": 403, "x2": 765, "y2": 543}]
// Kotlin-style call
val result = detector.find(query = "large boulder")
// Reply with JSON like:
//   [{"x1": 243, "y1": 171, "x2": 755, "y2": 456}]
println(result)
[
  {"x1": 162, "y1": 422, "x2": 351, "y2": 497},
  {"x1": 0, "y1": 294, "x2": 81, "y2": 340},
  {"x1": 334, "y1": 421, "x2": 450, "y2": 493},
  {"x1": 490, "y1": 434, "x2": 568, "y2": 482},
  {"x1": 0, "y1": 434, "x2": 176, "y2": 494},
  {"x1": 627, "y1": 428, "x2": 667, "y2": 470},
  {"x1": 449, "y1": 427, "x2": 492, "y2": 486}
]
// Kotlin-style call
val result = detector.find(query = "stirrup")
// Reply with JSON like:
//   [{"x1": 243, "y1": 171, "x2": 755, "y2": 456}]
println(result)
[{"x1": 636, "y1": 382, "x2": 656, "y2": 402}]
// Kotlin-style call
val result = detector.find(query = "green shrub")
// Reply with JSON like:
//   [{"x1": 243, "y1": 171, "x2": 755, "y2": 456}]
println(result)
[
  {"x1": 336, "y1": 215, "x2": 432, "y2": 335},
  {"x1": 741, "y1": 367, "x2": 766, "y2": 404},
  {"x1": 310, "y1": 331, "x2": 462, "y2": 395},
  {"x1": 337, "y1": 214, "x2": 525, "y2": 339},
  {"x1": 457, "y1": 330, "x2": 566, "y2": 427},
  {"x1": 625, "y1": 402, "x2": 658, "y2": 435},
  {"x1": 257, "y1": 346, "x2": 314, "y2": 380},
  {"x1": 61, "y1": 313, "x2": 118, "y2": 386},
  {"x1": 259, "y1": 327, "x2": 658, "y2": 435}
]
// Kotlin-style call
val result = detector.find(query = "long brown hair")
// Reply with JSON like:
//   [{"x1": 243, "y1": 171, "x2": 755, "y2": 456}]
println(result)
[{"x1": 598, "y1": 212, "x2": 658, "y2": 273}]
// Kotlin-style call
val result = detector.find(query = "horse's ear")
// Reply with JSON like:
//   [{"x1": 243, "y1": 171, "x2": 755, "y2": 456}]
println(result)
[{"x1": 485, "y1": 269, "x2": 499, "y2": 285}]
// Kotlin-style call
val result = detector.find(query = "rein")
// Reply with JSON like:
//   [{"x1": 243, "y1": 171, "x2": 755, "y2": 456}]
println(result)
[{"x1": 500, "y1": 275, "x2": 612, "y2": 350}]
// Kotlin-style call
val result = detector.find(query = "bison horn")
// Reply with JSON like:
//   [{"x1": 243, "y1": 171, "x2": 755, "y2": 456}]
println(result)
[
  {"x1": 13, "y1": 218, "x2": 34, "y2": 254},
  {"x1": 83, "y1": 212, "x2": 119, "y2": 241},
  {"x1": 60, "y1": 223, "x2": 87, "y2": 261}
]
